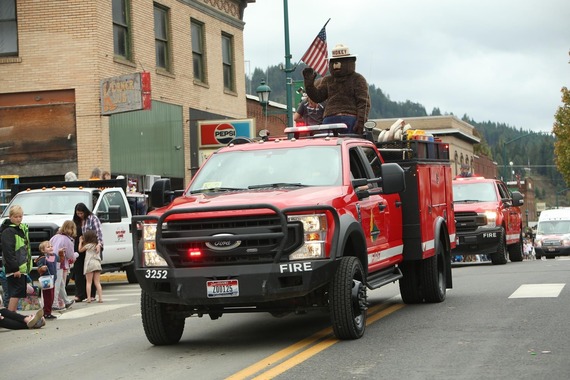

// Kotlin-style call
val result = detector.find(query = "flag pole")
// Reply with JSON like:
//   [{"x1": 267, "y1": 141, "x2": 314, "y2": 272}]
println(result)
[{"x1": 283, "y1": 0, "x2": 294, "y2": 128}]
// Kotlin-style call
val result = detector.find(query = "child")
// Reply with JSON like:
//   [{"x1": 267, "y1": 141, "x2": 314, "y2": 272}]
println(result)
[
  {"x1": 37, "y1": 241, "x2": 58, "y2": 320},
  {"x1": 79, "y1": 230, "x2": 103, "y2": 303}
]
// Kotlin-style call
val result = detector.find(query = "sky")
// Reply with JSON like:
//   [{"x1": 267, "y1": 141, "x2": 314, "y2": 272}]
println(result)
[{"x1": 243, "y1": 0, "x2": 570, "y2": 132}]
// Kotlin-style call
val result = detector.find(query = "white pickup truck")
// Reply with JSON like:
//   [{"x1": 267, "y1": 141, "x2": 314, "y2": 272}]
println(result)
[{"x1": 0, "y1": 179, "x2": 145, "y2": 283}]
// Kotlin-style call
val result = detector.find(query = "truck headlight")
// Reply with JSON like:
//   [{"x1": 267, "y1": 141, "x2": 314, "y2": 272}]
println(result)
[
  {"x1": 142, "y1": 223, "x2": 167, "y2": 267},
  {"x1": 288, "y1": 214, "x2": 327, "y2": 260},
  {"x1": 484, "y1": 211, "x2": 497, "y2": 227}
]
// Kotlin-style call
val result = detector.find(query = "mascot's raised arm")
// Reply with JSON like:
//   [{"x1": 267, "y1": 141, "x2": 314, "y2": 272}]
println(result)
[{"x1": 303, "y1": 44, "x2": 371, "y2": 135}]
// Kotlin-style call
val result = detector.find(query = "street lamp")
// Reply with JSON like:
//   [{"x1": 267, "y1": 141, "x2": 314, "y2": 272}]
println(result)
[
  {"x1": 256, "y1": 79, "x2": 271, "y2": 112},
  {"x1": 502, "y1": 134, "x2": 532, "y2": 181}
]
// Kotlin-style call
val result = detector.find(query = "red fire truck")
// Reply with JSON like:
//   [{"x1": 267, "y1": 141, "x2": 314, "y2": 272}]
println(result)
[
  {"x1": 132, "y1": 123, "x2": 456, "y2": 345},
  {"x1": 452, "y1": 176, "x2": 524, "y2": 264}
]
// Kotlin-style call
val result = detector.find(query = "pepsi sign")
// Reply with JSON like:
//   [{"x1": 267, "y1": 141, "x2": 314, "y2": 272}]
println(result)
[
  {"x1": 214, "y1": 124, "x2": 237, "y2": 144},
  {"x1": 198, "y1": 119, "x2": 255, "y2": 147}
]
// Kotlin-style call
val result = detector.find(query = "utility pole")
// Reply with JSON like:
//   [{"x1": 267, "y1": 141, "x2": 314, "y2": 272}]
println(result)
[{"x1": 282, "y1": 0, "x2": 294, "y2": 128}]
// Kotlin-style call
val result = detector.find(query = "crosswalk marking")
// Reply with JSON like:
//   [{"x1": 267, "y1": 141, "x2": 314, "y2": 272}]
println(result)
[
  {"x1": 56, "y1": 304, "x2": 133, "y2": 319},
  {"x1": 52, "y1": 285, "x2": 140, "y2": 319},
  {"x1": 509, "y1": 284, "x2": 566, "y2": 298}
]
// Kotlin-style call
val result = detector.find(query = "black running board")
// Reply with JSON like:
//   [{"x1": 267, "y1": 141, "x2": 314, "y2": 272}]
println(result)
[{"x1": 366, "y1": 266, "x2": 403, "y2": 289}]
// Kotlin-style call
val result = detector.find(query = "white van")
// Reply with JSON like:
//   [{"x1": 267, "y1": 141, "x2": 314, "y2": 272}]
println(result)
[{"x1": 534, "y1": 208, "x2": 570, "y2": 259}]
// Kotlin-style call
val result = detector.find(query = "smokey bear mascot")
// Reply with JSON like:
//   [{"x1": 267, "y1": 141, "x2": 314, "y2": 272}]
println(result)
[{"x1": 303, "y1": 43, "x2": 370, "y2": 135}]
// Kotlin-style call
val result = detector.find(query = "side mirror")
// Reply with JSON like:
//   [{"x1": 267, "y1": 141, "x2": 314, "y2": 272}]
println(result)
[
  {"x1": 380, "y1": 163, "x2": 406, "y2": 194},
  {"x1": 150, "y1": 179, "x2": 173, "y2": 208},
  {"x1": 108, "y1": 205, "x2": 122, "y2": 223},
  {"x1": 511, "y1": 191, "x2": 524, "y2": 207},
  {"x1": 97, "y1": 205, "x2": 121, "y2": 223}
]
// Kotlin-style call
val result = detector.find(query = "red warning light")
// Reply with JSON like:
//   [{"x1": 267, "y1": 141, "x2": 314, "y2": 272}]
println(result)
[{"x1": 187, "y1": 249, "x2": 202, "y2": 259}]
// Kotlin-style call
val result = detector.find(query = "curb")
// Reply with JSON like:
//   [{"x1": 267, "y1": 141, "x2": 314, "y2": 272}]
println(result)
[{"x1": 100, "y1": 272, "x2": 127, "y2": 282}]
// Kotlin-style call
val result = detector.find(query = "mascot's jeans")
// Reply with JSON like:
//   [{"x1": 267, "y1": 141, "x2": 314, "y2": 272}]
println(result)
[{"x1": 323, "y1": 115, "x2": 357, "y2": 133}]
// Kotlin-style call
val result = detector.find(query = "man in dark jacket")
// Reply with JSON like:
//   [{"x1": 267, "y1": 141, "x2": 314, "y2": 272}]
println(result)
[{"x1": 1, "y1": 205, "x2": 32, "y2": 311}]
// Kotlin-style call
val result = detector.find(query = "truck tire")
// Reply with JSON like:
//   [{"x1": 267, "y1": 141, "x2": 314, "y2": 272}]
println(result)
[
  {"x1": 508, "y1": 232, "x2": 524, "y2": 262},
  {"x1": 141, "y1": 290, "x2": 185, "y2": 345},
  {"x1": 421, "y1": 243, "x2": 446, "y2": 303},
  {"x1": 399, "y1": 261, "x2": 423, "y2": 304},
  {"x1": 329, "y1": 256, "x2": 367, "y2": 340},
  {"x1": 491, "y1": 227, "x2": 508, "y2": 265},
  {"x1": 125, "y1": 264, "x2": 138, "y2": 284}
]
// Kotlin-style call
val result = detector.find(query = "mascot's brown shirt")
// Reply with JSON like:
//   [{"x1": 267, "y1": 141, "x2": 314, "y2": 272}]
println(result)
[{"x1": 304, "y1": 59, "x2": 370, "y2": 134}]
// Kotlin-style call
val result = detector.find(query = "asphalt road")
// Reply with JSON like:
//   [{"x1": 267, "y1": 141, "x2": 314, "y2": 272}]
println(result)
[{"x1": 2, "y1": 259, "x2": 569, "y2": 380}]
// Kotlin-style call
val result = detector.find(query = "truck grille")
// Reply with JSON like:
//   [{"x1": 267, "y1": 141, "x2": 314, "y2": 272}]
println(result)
[
  {"x1": 455, "y1": 211, "x2": 487, "y2": 233},
  {"x1": 28, "y1": 225, "x2": 59, "y2": 256},
  {"x1": 159, "y1": 214, "x2": 303, "y2": 267}
]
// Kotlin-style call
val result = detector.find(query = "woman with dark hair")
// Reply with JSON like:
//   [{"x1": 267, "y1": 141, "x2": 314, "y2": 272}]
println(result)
[{"x1": 72, "y1": 203, "x2": 104, "y2": 302}]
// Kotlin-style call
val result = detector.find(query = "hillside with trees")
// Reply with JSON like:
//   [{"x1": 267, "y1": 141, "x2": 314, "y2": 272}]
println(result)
[{"x1": 246, "y1": 64, "x2": 566, "y2": 206}]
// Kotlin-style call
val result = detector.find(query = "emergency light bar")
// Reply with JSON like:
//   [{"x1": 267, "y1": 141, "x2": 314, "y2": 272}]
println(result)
[{"x1": 284, "y1": 123, "x2": 348, "y2": 135}]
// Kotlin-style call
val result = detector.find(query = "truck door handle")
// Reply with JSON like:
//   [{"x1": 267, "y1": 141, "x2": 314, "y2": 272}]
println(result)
[
  {"x1": 395, "y1": 201, "x2": 402, "y2": 208},
  {"x1": 378, "y1": 203, "x2": 386, "y2": 212}
]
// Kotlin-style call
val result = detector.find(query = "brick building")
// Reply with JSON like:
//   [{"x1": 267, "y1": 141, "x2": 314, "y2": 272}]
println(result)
[
  {"x1": 246, "y1": 95, "x2": 288, "y2": 138},
  {"x1": 0, "y1": 0, "x2": 254, "y2": 188}
]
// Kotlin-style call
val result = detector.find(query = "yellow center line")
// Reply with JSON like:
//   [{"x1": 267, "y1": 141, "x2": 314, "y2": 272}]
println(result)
[
  {"x1": 225, "y1": 327, "x2": 333, "y2": 380},
  {"x1": 226, "y1": 302, "x2": 405, "y2": 380}
]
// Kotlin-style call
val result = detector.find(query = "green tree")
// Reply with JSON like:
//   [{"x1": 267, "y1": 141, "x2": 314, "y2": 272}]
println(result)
[
  {"x1": 553, "y1": 85, "x2": 570, "y2": 184},
  {"x1": 431, "y1": 107, "x2": 442, "y2": 116}
]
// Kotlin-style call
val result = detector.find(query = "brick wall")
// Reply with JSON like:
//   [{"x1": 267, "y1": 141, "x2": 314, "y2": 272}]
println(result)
[{"x1": 0, "y1": 0, "x2": 248, "y2": 184}]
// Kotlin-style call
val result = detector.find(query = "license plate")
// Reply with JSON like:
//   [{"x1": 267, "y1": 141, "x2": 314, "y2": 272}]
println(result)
[
  {"x1": 547, "y1": 248, "x2": 555, "y2": 252},
  {"x1": 207, "y1": 279, "x2": 239, "y2": 298}
]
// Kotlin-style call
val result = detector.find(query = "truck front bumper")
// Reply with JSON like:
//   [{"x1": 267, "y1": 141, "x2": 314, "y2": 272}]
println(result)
[
  {"x1": 136, "y1": 259, "x2": 338, "y2": 307},
  {"x1": 452, "y1": 226, "x2": 503, "y2": 256},
  {"x1": 535, "y1": 246, "x2": 570, "y2": 258}
]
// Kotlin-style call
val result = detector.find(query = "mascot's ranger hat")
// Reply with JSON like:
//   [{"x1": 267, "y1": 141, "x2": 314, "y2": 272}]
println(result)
[{"x1": 329, "y1": 44, "x2": 357, "y2": 60}]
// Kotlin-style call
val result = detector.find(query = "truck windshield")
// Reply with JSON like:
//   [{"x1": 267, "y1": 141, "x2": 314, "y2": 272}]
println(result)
[
  {"x1": 537, "y1": 221, "x2": 570, "y2": 235},
  {"x1": 188, "y1": 146, "x2": 342, "y2": 193},
  {"x1": 1, "y1": 191, "x2": 92, "y2": 217},
  {"x1": 452, "y1": 182, "x2": 498, "y2": 202}
]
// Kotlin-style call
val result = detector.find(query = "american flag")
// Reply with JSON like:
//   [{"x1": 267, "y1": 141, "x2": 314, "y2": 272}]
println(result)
[{"x1": 301, "y1": 25, "x2": 328, "y2": 77}]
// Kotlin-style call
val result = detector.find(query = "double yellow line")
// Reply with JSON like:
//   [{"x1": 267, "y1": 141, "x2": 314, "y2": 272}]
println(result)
[{"x1": 226, "y1": 302, "x2": 405, "y2": 380}]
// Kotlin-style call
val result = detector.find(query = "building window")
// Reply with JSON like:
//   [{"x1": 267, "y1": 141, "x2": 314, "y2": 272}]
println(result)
[
  {"x1": 0, "y1": 0, "x2": 18, "y2": 56},
  {"x1": 154, "y1": 4, "x2": 170, "y2": 71},
  {"x1": 112, "y1": 0, "x2": 131, "y2": 60},
  {"x1": 191, "y1": 19, "x2": 206, "y2": 83},
  {"x1": 221, "y1": 33, "x2": 234, "y2": 91}
]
